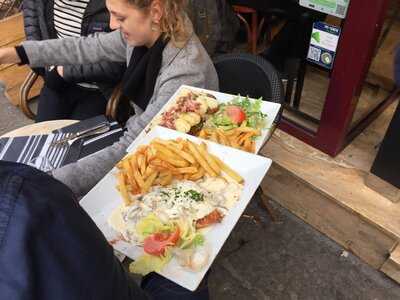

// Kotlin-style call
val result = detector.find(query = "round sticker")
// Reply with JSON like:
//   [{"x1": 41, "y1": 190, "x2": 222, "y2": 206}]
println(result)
[{"x1": 321, "y1": 52, "x2": 333, "y2": 65}]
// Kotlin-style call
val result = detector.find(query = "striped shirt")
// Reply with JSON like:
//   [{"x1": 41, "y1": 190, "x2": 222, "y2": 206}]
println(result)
[
  {"x1": 53, "y1": 0, "x2": 90, "y2": 38},
  {"x1": 53, "y1": 0, "x2": 98, "y2": 88}
]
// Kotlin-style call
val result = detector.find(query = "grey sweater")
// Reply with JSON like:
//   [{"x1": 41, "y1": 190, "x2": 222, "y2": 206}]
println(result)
[{"x1": 22, "y1": 22, "x2": 219, "y2": 196}]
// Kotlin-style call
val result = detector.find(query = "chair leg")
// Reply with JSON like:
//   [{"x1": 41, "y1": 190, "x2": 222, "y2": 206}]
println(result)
[
  {"x1": 257, "y1": 18, "x2": 265, "y2": 41},
  {"x1": 240, "y1": 186, "x2": 279, "y2": 225},
  {"x1": 19, "y1": 70, "x2": 39, "y2": 120},
  {"x1": 235, "y1": 9, "x2": 265, "y2": 54},
  {"x1": 251, "y1": 12, "x2": 258, "y2": 54},
  {"x1": 256, "y1": 186, "x2": 279, "y2": 222},
  {"x1": 236, "y1": 13, "x2": 253, "y2": 53}
]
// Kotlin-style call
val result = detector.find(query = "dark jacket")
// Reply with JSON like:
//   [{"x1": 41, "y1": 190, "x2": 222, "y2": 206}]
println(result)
[
  {"x1": 22, "y1": 0, "x2": 126, "y2": 98},
  {"x1": 395, "y1": 46, "x2": 400, "y2": 87},
  {"x1": 0, "y1": 161, "x2": 149, "y2": 300}
]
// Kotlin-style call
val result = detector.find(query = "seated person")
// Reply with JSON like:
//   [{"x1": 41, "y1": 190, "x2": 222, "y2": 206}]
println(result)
[
  {"x1": 22, "y1": 0, "x2": 126, "y2": 122},
  {"x1": 0, "y1": 161, "x2": 209, "y2": 299},
  {"x1": 230, "y1": 0, "x2": 325, "y2": 75},
  {"x1": 395, "y1": 45, "x2": 400, "y2": 87},
  {"x1": 0, "y1": 0, "x2": 218, "y2": 196},
  {"x1": 260, "y1": 0, "x2": 326, "y2": 75}
]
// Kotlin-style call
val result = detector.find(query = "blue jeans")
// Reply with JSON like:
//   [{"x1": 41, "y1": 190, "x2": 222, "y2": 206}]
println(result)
[{"x1": 142, "y1": 272, "x2": 210, "y2": 300}]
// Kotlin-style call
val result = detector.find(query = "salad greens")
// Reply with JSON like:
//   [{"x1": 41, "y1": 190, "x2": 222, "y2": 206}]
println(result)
[
  {"x1": 207, "y1": 96, "x2": 267, "y2": 130},
  {"x1": 177, "y1": 218, "x2": 205, "y2": 249},
  {"x1": 135, "y1": 213, "x2": 173, "y2": 240},
  {"x1": 130, "y1": 214, "x2": 205, "y2": 275},
  {"x1": 129, "y1": 250, "x2": 172, "y2": 275}
]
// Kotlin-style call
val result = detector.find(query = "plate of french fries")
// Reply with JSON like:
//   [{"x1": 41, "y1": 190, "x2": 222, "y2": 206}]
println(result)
[
  {"x1": 117, "y1": 136, "x2": 244, "y2": 204},
  {"x1": 138, "y1": 85, "x2": 281, "y2": 154},
  {"x1": 80, "y1": 126, "x2": 272, "y2": 291}
]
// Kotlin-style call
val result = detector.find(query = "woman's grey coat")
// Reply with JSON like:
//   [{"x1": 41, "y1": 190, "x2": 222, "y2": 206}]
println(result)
[{"x1": 22, "y1": 21, "x2": 219, "y2": 196}]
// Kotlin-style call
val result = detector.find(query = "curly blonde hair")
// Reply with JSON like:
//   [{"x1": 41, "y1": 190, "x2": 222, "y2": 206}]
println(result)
[{"x1": 127, "y1": 0, "x2": 190, "y2": 47}]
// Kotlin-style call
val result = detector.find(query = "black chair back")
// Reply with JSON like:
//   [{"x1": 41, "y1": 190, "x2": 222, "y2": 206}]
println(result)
[
  {"x1": 213, "y1": 53, "x2": 284, "y2": 131},
  {"x1": 213, "y1": 53, "x2": 284, "y2": 104}
]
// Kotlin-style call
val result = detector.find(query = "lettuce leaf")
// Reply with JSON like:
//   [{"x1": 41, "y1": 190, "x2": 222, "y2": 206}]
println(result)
[
  {"x1": 177, "y1": 219, "x2": 204, "y2": 249},
  {"x1": 129, "y1": 250, "x2": 172, "y2": 276},
  {"x1": 192, "y1": 234, "x2": 205, "y2": 247},
  {"x1": 214, "y1": 96, "x2": 267, "y2": 130},
  {"x1": 135, "y1": 213, "x2": 174, "y2": 240}
]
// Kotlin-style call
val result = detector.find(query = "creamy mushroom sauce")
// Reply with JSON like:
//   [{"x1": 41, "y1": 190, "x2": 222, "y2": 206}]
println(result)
[{"x1": 108, "y1": 177, "x2": 243, "y2": 244}]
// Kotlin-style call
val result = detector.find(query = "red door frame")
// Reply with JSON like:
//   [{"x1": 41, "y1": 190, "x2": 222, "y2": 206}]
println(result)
[{"x1": 278, "y1": 0, "x2": 392, "y2": 157}]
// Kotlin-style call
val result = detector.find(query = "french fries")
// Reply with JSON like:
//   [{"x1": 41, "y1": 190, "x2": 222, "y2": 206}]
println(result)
[
  {"x1": 197, "y1": 127, "x2": 260, "y2": 153},
  {"x1": 116, "y1": 138, "x2": 244, "y2": 202},
  {"x1": 211, "y1": 154, "x2": 244, "y2": 183},
  {"x1": 197, "y1": 142, "x2": 220, "y2": 175},
  {"x1": 117, "y1": 172, "x2": 131, "y2": 205},
  {"x1": 187, "y1": 141, "x2": 217, "y2": 177}
]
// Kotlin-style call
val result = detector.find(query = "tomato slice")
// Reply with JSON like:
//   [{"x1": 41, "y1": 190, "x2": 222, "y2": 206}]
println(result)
[
  {"x1": 143, "y1": 227, "x2": 180, "y2": 256},
  {"x1": 196, "y1": 209, "x2": 224, "y2": 229},
  {"x1": 225, "y1": 106, "x2": 246, "y2": 125}
]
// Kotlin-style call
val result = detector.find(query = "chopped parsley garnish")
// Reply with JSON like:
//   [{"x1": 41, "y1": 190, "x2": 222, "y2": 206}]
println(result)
[
  {"x1": 160, "y1": 191, "x2": 170, "y2": 197},
  {"x1": 184, "y1": 190, "x2": 204, "y2": 202}
]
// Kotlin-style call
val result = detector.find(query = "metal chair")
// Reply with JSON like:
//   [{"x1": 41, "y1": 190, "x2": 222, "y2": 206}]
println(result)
[
  {"x1": 214, "y1": 52, "x2": 283, "y2": 101},
  {"x1": 232, "y1": 5, "x2": 264, "y2": 54},
  {"x1": 213, "y1": 52, "x2": 284, "y2": 222}
]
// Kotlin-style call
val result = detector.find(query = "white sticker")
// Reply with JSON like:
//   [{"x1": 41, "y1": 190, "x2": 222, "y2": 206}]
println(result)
[{"x1": 300, "y1": 0, "x2": 350, "y2": 19}]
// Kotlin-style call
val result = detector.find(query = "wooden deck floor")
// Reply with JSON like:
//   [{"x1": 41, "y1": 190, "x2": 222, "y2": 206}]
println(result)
[{"x1": 260, "y1": 100, "x2": 400, "y2": 283}]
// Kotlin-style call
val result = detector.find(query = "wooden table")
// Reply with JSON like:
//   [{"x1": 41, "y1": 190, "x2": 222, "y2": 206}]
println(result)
[{"x1": 1, "y1": 120, "x2": 78, "y2": 138}]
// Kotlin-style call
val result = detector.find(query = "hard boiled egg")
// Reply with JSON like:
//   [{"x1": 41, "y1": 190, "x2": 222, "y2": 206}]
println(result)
[
  {"x1": 174, "y1": 118, "x2": 191, "y2": 133},
  {"x1": 180, "y1": 112, "x2": 201, "y2": 126}
]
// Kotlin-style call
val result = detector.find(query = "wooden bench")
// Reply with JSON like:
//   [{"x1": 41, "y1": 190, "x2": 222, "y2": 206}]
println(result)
[{"x1": 0, "y1": 12, "x2": 43, "y2": 107}]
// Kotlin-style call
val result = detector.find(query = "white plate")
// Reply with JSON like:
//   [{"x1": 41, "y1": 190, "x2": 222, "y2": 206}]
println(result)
[
  {"x1": 80, "y1": 126, "x2": 272, "y2": 291},
  {"x1": 134, "y1": 85, "x2": 281, "y2": 154}
]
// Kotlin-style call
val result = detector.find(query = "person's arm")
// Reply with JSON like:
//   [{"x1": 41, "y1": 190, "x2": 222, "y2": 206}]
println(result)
[
  {"x1": 52, "y1": 50, "x2": 218, "y2": 196},
  {"x1": 0, "y1": 31, "x2": 126, "y2": 67},
  {"x1": 20, "y1": 30, "x2": 127, "y2": 68},
  {"x1": 63, "y1": 60, "x2": 126, "y2": 85},
  {"x1": 21, "y1": 0, "x2": 47, "y2": 77}
]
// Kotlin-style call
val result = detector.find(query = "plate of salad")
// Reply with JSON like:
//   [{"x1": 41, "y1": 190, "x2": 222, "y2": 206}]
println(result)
[{"x1": 142, "y1": 85, "x2": 281, "y2": 153}]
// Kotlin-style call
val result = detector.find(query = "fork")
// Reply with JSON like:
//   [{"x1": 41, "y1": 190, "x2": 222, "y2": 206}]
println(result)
[{"x1": 51, "y1": 122, "x2": 111, "y2": 147}]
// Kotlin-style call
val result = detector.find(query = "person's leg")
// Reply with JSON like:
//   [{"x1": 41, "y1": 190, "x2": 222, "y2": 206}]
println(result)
[
  {"x1": 260, "y1": 1, "x2": 305, "y2": 72},
  {"x1": 141, "y1": 272, "x2": 210, "y2": 300},
  {"x1": 35, "y1": 85, "x2": 75, "y2": 122},
  {"x1": 262, "y1": 21, "x2": 297, "y2": 72},
  {"x1": 69, "y1": 87, "x2": 108, "y2": 121},
  {"x1": 293, "y1": 10, "x2": 326, "y2": 58},
  {"x1": 261, "y1": 3, "x2": 326, "y2": 73}
]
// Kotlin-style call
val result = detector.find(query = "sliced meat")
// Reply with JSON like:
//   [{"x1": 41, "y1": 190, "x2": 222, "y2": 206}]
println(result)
[{"x1": 195, "y1": 209, "x2": 224, "y2": 229}]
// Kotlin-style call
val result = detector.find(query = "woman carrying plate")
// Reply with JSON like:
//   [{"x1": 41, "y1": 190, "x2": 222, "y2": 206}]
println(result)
[{"x1": 0, "y1": 0, "x2": 218, "y2": 196}]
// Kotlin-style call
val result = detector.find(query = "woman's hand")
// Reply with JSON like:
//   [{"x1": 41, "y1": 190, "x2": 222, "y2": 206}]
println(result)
[
  {"x1": 56, "y1": 65, "x2": 64, "y2": 77},
  {"x1": 0, "y1": 47, "x2": 21, "y2": 65}
]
